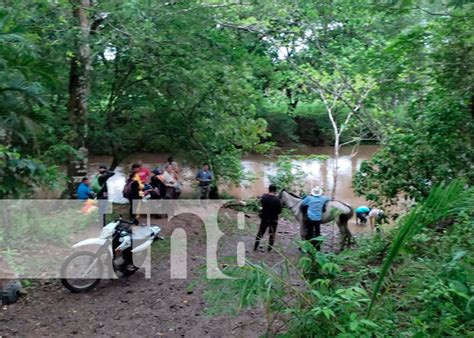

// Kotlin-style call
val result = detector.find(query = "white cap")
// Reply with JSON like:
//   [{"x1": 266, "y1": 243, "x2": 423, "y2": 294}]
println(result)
[{"x1": 310, "y1": 186, "x2": 323, "y2": 196}]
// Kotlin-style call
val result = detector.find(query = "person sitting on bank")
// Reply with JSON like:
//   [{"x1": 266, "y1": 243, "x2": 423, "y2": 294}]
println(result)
[
  {"x1": 77, "y1": 177, "x2": 95, "y2": 200},
  {"x1": 300, "y1": 186, "x2": 329, "y2": 250},
  {"x1": 195, "y1": 163, "x2": 213, "y2": 199},
  {"x1": 254, "y1": 184, "x2": 282, "y2": 252},
  {"x1": 355, "y1": 205, "x2": 371, "y2": 225}
]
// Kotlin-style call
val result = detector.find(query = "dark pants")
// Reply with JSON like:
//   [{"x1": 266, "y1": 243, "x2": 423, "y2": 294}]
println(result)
[
  {"x1": 305, "y1": 219, "x2": 322, "y2": 251},
  {"x1": 199, "y1": 185, "x2": 210, "y2": 199},
  {"x1": 129, "y1": 198, "x2": 141, "y2": 220},
  {"x1": 98, "y1": 198, "x2": 108, "y2": 227},
  {"x1": 129, "y1": 198, "x2": 135, "y2": 219},
  {"x1": 356, "y1": 212, "x2": 368, "y2": 224},
  {"x1": 254, "y1": 219, "x2": 278, "y2": 252},
  {"x1": 165, "y1": 187, "x2": 177, "y2": 199}
]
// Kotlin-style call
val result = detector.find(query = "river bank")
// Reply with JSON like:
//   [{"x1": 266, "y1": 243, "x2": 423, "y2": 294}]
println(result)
[{"x1": 1, "y1": 204, "x2": 369, "y2": 337}]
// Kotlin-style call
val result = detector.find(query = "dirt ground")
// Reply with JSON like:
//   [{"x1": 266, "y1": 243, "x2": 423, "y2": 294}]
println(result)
[{"x1": 0, "y1": 208, "x2": 354, "y2": 337}]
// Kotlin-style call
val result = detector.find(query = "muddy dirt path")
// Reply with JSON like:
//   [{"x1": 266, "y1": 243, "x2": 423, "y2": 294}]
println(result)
[{"x1": 0, "y1": 209, "x2": 362, "y2": 337}]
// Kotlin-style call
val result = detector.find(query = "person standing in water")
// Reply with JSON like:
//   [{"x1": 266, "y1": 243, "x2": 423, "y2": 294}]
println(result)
[{"x1": 254, "y1": 184, "x2": 282, "y2": 252}]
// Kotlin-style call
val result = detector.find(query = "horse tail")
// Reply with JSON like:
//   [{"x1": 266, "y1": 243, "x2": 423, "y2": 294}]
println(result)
[{"x1": 338, "y1": 201, "x2": 354, "y2": 221}]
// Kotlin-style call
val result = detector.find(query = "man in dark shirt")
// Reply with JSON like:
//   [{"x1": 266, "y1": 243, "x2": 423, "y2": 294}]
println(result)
[
  {"x1": 128, "y1": 164, "x2": 143, "y2": 220},
  {"x1": 149, "y1": 169, "x2": 166, "y2": 199},
  {"x1": 254, "y1": 184, "x2": 282, "y2": 252},
  {"x1": 96, "y1": 165, "x2": 115, "y2": 199},
  {"x1": 96, "y1": 165, "x2": 115, "y2": 226}
]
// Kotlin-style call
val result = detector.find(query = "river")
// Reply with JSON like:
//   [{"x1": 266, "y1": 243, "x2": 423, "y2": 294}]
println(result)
[{"x1": 88, "y1": 145, "x2": 379, "y2": 233}]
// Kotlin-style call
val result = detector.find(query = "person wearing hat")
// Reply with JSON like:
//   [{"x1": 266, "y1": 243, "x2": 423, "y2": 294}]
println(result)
[
  {"x1": 300, "y1": 186, "x2": 330, "y2": 250},
  {"x1": 96, "y1": 165, "x2": 115, "y2": 226}
]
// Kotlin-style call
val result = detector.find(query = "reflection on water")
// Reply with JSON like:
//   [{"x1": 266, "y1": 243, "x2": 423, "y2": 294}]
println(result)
[{"x1": 88, "y1": 145, "x2": 379, "y2": 234}]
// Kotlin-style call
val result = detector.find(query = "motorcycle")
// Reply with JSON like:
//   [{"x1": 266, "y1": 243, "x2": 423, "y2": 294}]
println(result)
[{"x1": 61, "y1": 217, "x2": 163, "y2": 293}]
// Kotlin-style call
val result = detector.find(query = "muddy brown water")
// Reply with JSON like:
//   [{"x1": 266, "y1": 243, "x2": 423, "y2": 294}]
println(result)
[{"x1": 88, "y1": 145, "x2": 379, "y2": 235}]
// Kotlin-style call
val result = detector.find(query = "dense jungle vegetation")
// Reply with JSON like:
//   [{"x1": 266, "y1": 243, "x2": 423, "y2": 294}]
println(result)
[{"x1": 0, "y1": 0, "x2": 473, "y2": 336}]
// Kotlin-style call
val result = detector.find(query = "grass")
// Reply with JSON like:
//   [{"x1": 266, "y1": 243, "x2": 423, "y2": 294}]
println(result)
[{"x1": 203, "y1": 180, "x2": 474, "y2": 337}]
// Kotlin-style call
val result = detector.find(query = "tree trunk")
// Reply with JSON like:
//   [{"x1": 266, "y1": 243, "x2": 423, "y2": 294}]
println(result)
[
  {"x1": 331, "y1": 133, "x2": 340, "y2": 200},
  {"x1": 66, "y1": 0, "x2": 92, "y2": 197}
]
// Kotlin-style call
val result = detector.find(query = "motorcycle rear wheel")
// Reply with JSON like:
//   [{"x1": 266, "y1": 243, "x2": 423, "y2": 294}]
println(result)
[{"x1": 61, "y1": 251, "x2": 104, "y2": 293}]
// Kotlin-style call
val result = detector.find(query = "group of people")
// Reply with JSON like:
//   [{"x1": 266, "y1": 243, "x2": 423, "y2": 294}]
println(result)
[
  {"x1": 123, "y1": 159, "x2": 213, "y2": 200},
  {"x1": 76, "y1": 165, "x2": 116, "y2": 201},
  {"x1": 254, "y1": 185, "x2": 384, "y2": 252},
  {"x1": 76, "y1": 161, "x2": 384, "y2": 246},
  {"x1": 76, "y1": 157, "x2": 214, "y2": 220},
  {"x1": 254, "y1": 185, "x2": 330, "y2": 252},
  {"x1": 76, "y1": 165, "x2": 116, "y2": 226},
  {"x1": 355, "y1": 205, "x2": 384, "y2": 231}
]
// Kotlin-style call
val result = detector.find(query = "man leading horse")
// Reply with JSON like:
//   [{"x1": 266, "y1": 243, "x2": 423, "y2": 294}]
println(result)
[{"x1": 279, "y1": 186, "x2": 354, "y2": 250}]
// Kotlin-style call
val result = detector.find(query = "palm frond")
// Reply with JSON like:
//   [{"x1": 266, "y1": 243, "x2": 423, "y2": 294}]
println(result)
[{"x1": 367, "y1": 179, "x2": 472, "y2": 317}]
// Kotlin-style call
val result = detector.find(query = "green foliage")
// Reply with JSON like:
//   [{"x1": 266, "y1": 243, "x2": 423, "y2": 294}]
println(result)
[
  {"x1": 367, "y1": 179, "x2": 473, "y2": 316},
  {"x1": 258, "y1": 102, "x2": 298, "y2": 145},
  {"x1": 268, "y1": 153, "x2": 328, "y2": 194},
  {"x1": 293, "y1": 101, "x2": 333, "y2": 145},
  {"x1": 206, "y1": 181, "x2": 474, "y2": 336},
  {"x1": 353, "y1": 2, "x2": 474, "y2": 205},
  {"x1": 206, "y1": 241, "x2": 381, "y2": 336},
  {"x1": 0, "y1": 145, "x2": 57, "y2": 198},
  {"x1": 0, "y1": 10, "x2": 47, "y2": 147}
]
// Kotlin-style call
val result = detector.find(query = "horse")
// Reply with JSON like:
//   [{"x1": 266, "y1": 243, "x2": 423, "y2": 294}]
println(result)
[{"x1": 279, "y1": 190, "x2": 354, "y2": 250}]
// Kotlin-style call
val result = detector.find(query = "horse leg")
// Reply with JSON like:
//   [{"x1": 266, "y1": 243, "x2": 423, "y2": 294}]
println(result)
[
  {"x1": 336, "y1": 222, "x2": 345, "y2": 251},
  {"x1": 337, "y1": 220, "x2": 352, "y2": 250},
  {"x1": 344, "y1": 222, "x2": 353, "y2": 248},
  {"x1": 300, "y1": 222, "x2": 305, "y2": 240}
]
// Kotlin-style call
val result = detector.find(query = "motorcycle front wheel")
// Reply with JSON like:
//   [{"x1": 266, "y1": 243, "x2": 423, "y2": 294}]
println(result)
[{"x1": 61, "y1": 251, "x2": 104, "y2": 293}]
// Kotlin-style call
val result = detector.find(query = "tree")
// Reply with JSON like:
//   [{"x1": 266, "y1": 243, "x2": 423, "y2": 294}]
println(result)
[
  {"x1": 353, "y1": 1, "x2": 474, "y2": 205},
  {"x1": 214, "y1": 0, "x2": 384, "y2": 197}
]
